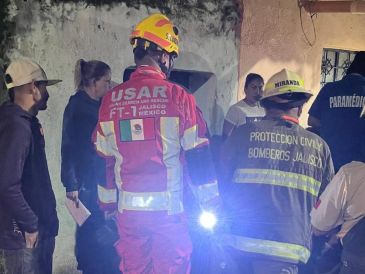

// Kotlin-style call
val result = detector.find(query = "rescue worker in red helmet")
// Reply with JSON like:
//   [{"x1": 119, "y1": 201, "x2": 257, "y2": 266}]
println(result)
[
  {"x1": 94, "y1": 13, "x2": 219, "y2": 273},
  {"x1": 220, "y1": 69, "x2": 334, "y2": 274}
]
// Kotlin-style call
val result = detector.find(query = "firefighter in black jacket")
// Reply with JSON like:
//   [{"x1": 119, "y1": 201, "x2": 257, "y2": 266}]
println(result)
[{"x1": 220, "y1": 69, "x2": 334, "y2": 274}]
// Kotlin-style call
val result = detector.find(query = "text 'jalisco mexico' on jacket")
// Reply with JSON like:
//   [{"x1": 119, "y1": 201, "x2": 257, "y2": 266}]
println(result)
[
  {"x1": 220, "y1": 117, "x2": 334, "y2": 264},
  {"x1": 94, "y1": 66, "x2": 218, "y2": 214}
]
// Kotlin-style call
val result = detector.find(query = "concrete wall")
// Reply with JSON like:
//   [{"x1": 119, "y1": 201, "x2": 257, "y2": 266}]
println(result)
[
  {"x1": 239, "y1": 0, "x2": 365, "y2": 125},
  {"x1": 5, "y1": 1, "x2": 239, "y2": 272}
]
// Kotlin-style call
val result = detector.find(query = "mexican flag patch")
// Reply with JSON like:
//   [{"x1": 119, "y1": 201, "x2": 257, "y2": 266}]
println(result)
[{"x1": 119, "y1": 118, "x2": 155, "y2": 141}]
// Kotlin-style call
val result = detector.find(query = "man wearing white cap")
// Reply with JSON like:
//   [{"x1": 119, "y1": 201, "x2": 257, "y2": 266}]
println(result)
[
  {"x1": 220, "y1": 69, "x2": 334, "y2": 273},
  {"x1": 0, "y1": 59, "x2": 61, "y2": 274}
]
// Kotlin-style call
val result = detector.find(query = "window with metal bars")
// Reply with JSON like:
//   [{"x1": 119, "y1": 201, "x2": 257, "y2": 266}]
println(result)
[{"x1": 321, "y1": 48, "x2": 357, "y2": 87}]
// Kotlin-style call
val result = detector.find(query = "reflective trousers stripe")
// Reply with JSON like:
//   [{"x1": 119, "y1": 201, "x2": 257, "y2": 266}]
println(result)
[
  {"x1": 117, "y1": 190, "x2": 184, "y2": 214},
  {"x1": 222, "y1": 234, "x2": 310, "y2": 263},
  {"x1": 233, "y1": 168, "x2": 321, "y2": 196}
]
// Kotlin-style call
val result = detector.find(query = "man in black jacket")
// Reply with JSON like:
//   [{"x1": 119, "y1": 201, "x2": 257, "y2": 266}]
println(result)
[
  {"x1": 308, "y1": 51, "x2": 365, "y2": 172},
  {"x1": 0, "y1": 59, "x2": 61, "y2": 274}
]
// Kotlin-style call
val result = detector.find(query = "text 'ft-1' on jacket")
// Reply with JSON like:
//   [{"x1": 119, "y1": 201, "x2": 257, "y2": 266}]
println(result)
[{"x1": 93, "y1": 65, "x2": 218, "y2": 214}]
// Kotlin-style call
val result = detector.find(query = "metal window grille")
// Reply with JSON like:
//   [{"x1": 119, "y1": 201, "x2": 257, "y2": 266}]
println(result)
[{"x1": 321, "y1": 49, "x2": 357, "y2": 87}]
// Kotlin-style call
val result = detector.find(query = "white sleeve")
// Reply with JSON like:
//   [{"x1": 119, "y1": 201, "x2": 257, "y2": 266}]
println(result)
[
  {"x1": 225, "y1": 105, "x2": 246, "y2": 126},
  {"x1": 311, "y1": 167, "x2": 347, "y2": 232}
]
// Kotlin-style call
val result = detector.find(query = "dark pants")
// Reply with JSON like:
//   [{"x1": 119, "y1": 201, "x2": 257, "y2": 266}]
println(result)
[
  {"x1": 340, "y1": 217, "x2": 365, "y2": 274},
  {"x1": 37, "y1": 235, "x2": 55, "y2": 274},
  {"x1": 340, "y1": 262, "x2": 365, "y2": 274},
  {"x1": 76, "y1": 189, "x2": 120, "y2": 274},
  {"x1": 0, "y1": 248, "x2": 37, "y2": 274},
  {"x1": 299, "y1": 237, "x2": 341, "y2": 274},
  {"x1": 339, "y1": 253, "x2": 365, "y2": 274},
  {"x1": 0, "y1": 235, "x2": 55, "y2": 274},
  {"x1": 249, "y1": 260, "x2": 298, "y2": 274},
  {"x1": 224, "y1": 247, "x2": 298, "y2": 274}
]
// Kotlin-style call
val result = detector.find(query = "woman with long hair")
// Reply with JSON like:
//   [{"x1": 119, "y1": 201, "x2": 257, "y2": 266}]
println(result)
[{"x1": 61, "y1": 59, "x2": 119, "y2": 274}]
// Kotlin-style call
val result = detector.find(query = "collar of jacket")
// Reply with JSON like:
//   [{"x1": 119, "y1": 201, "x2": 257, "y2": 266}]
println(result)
[
  {"x1": 76, "y1": 89, "x2": 101, "y2": 106},
  {"x1": 130, "y1": 65, "x2": 167, "y2": 80},
  {"x1": 2, "y1": 101, "x2": 33, "y2": 120},
  {"x1": 344, "y1": 73, "x2": 365, "y2": 81},
  {"x1": 281, "y1": 115, "x2": 299, "y2": 124}
]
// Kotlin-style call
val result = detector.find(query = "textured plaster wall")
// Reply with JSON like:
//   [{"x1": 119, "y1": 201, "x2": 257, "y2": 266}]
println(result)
[
  {"x1": 238, "y1": 0, "x2": 365, "y2": 126},
  {"x1": 5, "y1": 1, "x2": 238, "y2": 272}
]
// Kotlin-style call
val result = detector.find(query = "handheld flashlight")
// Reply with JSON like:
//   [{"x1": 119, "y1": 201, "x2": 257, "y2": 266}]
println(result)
[{"x1": 199, "y1": 211, "x2": 217, "y2": 230}]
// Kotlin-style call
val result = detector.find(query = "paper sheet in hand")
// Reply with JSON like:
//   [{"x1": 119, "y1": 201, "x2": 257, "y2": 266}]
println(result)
[{"x1": 65, "y1": 198, "x2": 91, "y2": 226}]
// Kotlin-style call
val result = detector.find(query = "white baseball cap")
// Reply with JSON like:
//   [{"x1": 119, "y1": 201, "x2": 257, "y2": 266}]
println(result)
[{"x1": 4, "y1": 58, "x2": 62, "y2": 89}]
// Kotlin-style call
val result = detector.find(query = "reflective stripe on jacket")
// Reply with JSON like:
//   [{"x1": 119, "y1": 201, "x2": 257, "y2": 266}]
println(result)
[
  {"x1": 221, "y1": 234, "x2": 310, "y2": 263},
  {"x1": 220, "y1": 117, "x2": 334, "y2": 263},
  {"x1": 233, "y1": 168, "x2": 321, "y2": 197}
]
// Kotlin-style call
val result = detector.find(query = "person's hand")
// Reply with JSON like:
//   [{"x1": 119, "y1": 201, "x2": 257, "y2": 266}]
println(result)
[
  {"x1": 66, "y1": 191, "x2": 79, "y2": 208},
  {"x1": 25, "y1": 231, "x2": 38, "y2": 248}
]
